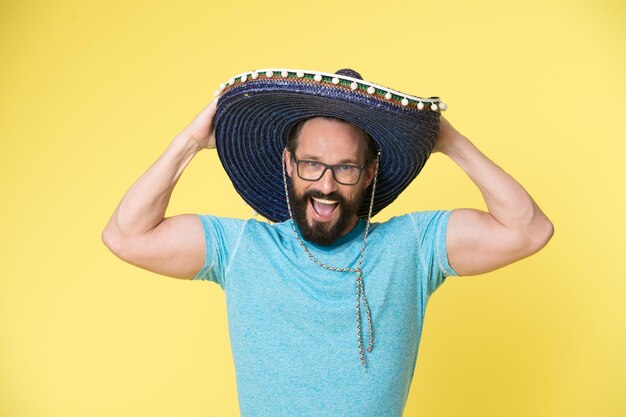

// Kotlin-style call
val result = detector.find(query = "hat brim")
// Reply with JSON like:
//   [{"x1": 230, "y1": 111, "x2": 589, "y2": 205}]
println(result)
[{"x1": 214, "y1": 72, "x2": 442, "y2": 223}]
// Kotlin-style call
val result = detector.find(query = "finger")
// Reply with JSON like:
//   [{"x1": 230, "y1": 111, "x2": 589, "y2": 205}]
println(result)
[{"x1": 192, "y1": 99, "x2": 217, "y2": 121}]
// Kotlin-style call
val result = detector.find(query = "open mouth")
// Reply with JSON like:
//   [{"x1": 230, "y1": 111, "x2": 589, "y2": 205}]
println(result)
[{"x1": 310, "y1": 196, "x2": 339, "y2": 220}]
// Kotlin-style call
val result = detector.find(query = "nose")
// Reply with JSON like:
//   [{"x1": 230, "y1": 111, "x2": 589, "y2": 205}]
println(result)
[{"x1": 316, "y1": 166, "x2": 339, "y2": 194}]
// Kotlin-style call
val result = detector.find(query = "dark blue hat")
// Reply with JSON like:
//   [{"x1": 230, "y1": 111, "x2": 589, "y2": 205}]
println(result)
[{"x1": 213, "y1": 68, "x2": 447, "y2": 223}]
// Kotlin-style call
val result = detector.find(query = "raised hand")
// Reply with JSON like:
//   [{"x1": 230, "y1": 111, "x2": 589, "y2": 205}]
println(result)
[
  {"x1": 178, "y1": 99, "x2": 218, "y2": 150},
  {"x1": 432, "y1": 115, "x2": 461, "y2": 154}
]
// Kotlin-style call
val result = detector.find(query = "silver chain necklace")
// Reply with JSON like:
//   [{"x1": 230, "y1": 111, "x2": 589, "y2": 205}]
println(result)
[{"x1": 281, "y1": 150, "x2": 381, "y2": 368}]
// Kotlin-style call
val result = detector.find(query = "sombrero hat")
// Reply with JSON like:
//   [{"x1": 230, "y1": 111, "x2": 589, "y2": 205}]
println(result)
[{"x1": 212, "y1": 68, "x2": 447, "y2": 223}]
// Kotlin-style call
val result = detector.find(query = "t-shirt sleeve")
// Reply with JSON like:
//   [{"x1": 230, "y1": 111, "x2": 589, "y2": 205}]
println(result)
[
  {"x1": 409, "y1": 209, "x2": 460, "y2": 297},
  {"x1": 192, "y1": 214, "x2": 247, "y2": 290}
]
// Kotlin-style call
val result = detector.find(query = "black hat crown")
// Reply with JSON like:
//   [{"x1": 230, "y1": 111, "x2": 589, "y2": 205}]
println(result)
[{"x1": 335, "y1": 68, "x2": 363, "y2": 80}]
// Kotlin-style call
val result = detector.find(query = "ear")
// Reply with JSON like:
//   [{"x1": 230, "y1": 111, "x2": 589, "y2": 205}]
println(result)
[
  {"x1": 363, "y1": 158, "x2": 378, "y2": 189},
  {"x1": 283, "y1": 148, "x2": 294, "y2": 178}
]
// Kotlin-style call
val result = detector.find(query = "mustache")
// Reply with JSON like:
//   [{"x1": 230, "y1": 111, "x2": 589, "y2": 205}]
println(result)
[{"x1": 303, "y1": 189, "x2": 346, "y2": 205}]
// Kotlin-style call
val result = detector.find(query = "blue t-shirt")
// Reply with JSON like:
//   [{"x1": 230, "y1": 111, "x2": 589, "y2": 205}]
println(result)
[{"x1": 193, "y1": 210, "x2": 460, "y2": 417}]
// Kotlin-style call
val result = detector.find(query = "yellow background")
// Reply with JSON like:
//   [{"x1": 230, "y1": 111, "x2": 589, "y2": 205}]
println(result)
[{"x1": 1, "y1": 0, "x2": 625, "y2": 416}]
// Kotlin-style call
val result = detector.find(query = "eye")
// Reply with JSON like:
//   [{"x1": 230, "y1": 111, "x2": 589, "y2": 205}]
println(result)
[
  {"x1": 303, "y1": 161, "x2": 321, "y2": 168},
  {"x1": 337, "y1": 164, "x2": 356, "y2": 172}
]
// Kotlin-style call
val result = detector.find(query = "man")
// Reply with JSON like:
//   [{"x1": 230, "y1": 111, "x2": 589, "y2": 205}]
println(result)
[{"x1": 102, "y1": 68, "x2": 554, "y2": 417}]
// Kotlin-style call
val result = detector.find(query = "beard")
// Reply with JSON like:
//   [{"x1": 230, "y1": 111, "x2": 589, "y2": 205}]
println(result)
[{"x1": 288, "y1": 186, "x2": 365, "y2": 246}]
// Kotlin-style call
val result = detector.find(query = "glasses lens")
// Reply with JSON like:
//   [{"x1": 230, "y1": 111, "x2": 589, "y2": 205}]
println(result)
[
  {"x1": 334, "y1": 166, "x2": 361, "y2": 184},
  {"x1": 298, "y1": 161, "x2": 325, "y2": 180}
]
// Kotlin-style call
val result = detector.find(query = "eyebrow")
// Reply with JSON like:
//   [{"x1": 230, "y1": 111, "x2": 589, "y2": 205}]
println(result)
[{"x1": 297, "y1": 154, "x2": 361, "y2": 165}]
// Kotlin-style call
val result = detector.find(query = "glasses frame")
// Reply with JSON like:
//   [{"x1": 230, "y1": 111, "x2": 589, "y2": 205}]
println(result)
[{"x1": 292, "y1": 156, "x2": 366, "y2": 186}]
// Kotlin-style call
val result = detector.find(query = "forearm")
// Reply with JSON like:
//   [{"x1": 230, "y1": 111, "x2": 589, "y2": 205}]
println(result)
[
  {"x1": 442, "y1": 133, "x2": 551, "y2": 231},
  {"x1": 104, "y1": 132, "x2": 203, "y2": 239}
]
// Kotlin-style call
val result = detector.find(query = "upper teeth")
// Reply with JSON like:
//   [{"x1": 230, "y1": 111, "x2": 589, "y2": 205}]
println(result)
[{"x1": 312, "y1": 197, "x2": 338, "y2": 205}]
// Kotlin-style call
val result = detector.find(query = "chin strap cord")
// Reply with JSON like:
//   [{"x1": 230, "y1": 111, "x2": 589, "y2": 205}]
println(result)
[{"x1": 281, "y1": 149, "x2": 381, "y2": 368}]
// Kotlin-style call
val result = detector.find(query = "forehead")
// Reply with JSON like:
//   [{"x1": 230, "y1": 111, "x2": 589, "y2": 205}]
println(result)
[{"x1": 295, "y1": 117, "x2": 367, "y2": 163}]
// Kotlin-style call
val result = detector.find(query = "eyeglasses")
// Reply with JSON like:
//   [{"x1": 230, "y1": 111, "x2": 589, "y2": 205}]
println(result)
[{"x1": 292, "y1": 157, "x2": 365, "y2": 185}]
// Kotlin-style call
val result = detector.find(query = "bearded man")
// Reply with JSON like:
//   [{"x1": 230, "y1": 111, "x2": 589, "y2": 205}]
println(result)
[{"x1": 102, "y1": 68, "x2": 554, "y2": 417}]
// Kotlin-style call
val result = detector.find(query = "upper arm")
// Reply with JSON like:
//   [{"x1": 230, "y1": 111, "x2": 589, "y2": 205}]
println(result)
[
  {"x1": 104, "y1": 214, "x2": 206, "y2": 280},
  {"x1": 446, "y1": 208, "x2": 554, "y2": 276}
]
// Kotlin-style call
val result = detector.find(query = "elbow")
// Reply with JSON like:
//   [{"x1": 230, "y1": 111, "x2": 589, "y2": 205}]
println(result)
[
  {"x1": 101, "y1": 226, "x2": 127, "y2": 259},
  {"x1": 527, "y1": 216, "x2": 555, "y2": 253}
]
